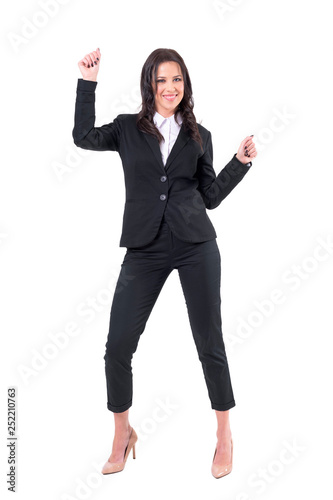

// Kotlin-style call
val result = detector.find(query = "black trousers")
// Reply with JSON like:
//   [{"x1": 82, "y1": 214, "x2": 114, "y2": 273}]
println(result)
[{"x1": 104, "y1": 216, "x2": 236, "y2": 412}]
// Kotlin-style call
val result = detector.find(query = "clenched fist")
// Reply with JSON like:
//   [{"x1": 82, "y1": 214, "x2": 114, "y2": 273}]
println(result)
[
  {"x1": 236, "y1": 135, "x2": 257, "y2": 164},
  {"x1": 78, "y1": 48, "x2": 101, "y2": 82}
]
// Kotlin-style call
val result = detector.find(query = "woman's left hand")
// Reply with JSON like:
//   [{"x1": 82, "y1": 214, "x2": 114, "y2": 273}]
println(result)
[{"x1": 236, "y1": 135, "x2": 257, "y2": 164}]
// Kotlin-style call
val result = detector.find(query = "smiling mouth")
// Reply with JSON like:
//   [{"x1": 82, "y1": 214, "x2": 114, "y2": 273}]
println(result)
[{"x1": 163, "y1": 94, "x2": 178, "y2": 101}]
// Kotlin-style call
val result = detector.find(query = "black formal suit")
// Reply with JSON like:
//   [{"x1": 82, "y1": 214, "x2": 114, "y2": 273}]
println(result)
[
  {"x1": 72, "y1": 78, "x2": 252, "y2": 248},
  {"x1": 72, "y1": 77, "x2": 253, "y2": 414}
]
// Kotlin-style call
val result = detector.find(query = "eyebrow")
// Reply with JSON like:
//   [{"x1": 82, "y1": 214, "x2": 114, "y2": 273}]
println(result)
[{"x1": 156, "y1": 75, "x2": 182, "y2": 78}]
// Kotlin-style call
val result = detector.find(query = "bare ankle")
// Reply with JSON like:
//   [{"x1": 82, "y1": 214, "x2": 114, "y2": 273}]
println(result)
[
  {"x1": 216, "y1": 427, "x2": 232, "y2": 439},
  {"x1": 114, "y1": 425, "x2": 131, "y2": 437}
]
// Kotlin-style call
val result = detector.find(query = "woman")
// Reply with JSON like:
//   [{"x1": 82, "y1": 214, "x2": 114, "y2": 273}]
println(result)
[{"x1": 72, "y1": 47, "x2": 257, "y2": 479}]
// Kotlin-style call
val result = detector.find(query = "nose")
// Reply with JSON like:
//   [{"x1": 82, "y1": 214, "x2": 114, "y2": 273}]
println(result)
[{"x1": 166, "y1": 82, "x2": 177, "y2": 92}]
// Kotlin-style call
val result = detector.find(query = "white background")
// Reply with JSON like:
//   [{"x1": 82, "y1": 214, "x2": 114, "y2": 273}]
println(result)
[{"x1": 1, "y1": 0, "x2": 332, "y2": 498}]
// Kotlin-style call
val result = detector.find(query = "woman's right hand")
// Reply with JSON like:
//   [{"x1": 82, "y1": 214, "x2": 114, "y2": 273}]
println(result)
[{"x1": 78, "y1": 48, "x2": 101, "y2": 82}]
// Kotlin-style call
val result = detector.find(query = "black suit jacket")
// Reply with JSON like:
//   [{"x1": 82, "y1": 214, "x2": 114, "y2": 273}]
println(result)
[{"x1": 72, "y1": 78, "x2": 252, "y2": 248}]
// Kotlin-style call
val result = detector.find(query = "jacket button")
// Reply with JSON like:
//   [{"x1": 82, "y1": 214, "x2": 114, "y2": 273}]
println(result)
[
  {"x1": 160, "y1": 194, "x2": 166, "y2": 201},
  {"x1": 160, "y1": 175, "x2": 167, "y2": 182}
]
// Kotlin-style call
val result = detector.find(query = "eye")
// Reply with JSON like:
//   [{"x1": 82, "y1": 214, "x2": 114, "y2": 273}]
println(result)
[{"x1": 156, "y1": 78, "x2": 182, "y2": 83}]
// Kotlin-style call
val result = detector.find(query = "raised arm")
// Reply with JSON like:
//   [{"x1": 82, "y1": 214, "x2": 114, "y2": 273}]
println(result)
[
  {"x1": 72, "y1": 48, "x2": 121, "y2": 151},
  {"x1": 195, "y1": 132, "x2": 255, "y2": 210}
]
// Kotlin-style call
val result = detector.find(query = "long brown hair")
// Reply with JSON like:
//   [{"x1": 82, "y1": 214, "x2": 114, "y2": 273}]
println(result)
[{"x1": 136, "y1": 48, "x2": 203, "y2": 152}]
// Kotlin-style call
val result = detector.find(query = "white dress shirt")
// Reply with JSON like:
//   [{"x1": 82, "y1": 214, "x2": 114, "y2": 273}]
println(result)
[
  {"x1": 153, "y1": 110, "x2": 251, "y2": 168},
  {"x1": 153, "y1": 111, "x2": 183, "y2": 166}
]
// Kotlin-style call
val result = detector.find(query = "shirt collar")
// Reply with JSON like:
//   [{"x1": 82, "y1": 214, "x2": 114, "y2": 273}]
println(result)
[{"x1": 153, "y1": 110, "x2": 183, "y2": 129}]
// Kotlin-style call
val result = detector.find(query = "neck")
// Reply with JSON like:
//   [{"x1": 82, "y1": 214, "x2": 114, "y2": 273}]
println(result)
[{"x1": 156, "y1": 108, "x2": 177, "y2": 118}]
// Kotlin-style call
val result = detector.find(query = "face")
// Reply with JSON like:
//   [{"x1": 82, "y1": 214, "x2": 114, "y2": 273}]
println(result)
[{"x1": 153, "y1": 61, "x2": 184, "y2": 118}]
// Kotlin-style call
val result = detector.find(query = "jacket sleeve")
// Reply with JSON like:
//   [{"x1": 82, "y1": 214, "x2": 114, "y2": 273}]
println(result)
[
  {"x1": 72, "y1": 78, "x2": 121, "y2": 151},
  {"x1": 195, "y1": 130, "x2": 252, "y2": 209}
]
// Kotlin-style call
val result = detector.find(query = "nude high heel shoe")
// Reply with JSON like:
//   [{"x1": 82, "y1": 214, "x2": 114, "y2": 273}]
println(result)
[
  {"x1": 211, "y1": 437, "x2": 233, "y2": 479},
  {"x1": 101, "y1": 426, "x2": 138, "y2": 475}
]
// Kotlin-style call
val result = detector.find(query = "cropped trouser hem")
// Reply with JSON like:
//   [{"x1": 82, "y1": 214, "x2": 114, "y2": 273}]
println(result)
[
  {"x1": 107, "y1": 399, "x2": 132, "y2": 413},
  {"x1": 211, "y1": 400, "x2": 236, "y2": 411}
]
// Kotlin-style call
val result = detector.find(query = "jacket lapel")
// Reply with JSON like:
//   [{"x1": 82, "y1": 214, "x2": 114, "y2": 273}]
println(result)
[{"x1": 143, "y1": 124, "x2": 191, "y2": 173}]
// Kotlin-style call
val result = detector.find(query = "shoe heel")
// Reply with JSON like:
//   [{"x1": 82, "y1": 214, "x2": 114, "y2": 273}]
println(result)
[{"x1": 132, "y1": 443, "x2": 136, "y2": 459}]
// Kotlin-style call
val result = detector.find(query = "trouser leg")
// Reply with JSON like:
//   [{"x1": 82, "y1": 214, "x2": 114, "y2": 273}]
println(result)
[
  {"x1": 104, "y1": 241, "x2": 172, "y2": 413},
  {"x1": 177, "y1": 238, "x2": 236, "y2": 411}
]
